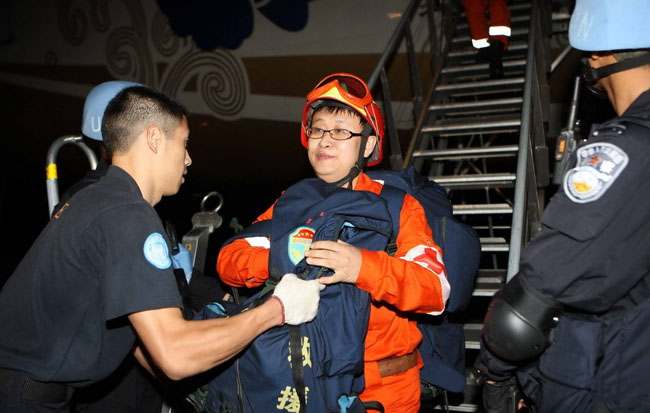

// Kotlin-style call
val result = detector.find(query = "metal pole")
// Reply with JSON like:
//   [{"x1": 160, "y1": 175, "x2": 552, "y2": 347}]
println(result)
[
  {"x1": 367, "y1": 0, "x2": 420, "y2": 89},
  {"x1": 507, "y1": 3, "x2": 538, "y2": 281},
  {"x1": 46, "y1": 135, "x2": 98, "y2": 217},
  {"x1": 550, "y1": 45, "x2": 573, "y2": 73},
  {"x1": 380, "y1": 68, "x2": 403, "y2": 169}
]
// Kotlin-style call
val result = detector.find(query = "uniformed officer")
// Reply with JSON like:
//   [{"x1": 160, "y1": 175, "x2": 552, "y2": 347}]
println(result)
[
  {"x1": 0, "y1": 86, "x2": 324, "y2": 412},
  {"x1": 51, "y1": 80, "x2": 142, "y2": 218},
  {"x1": 476, "y1": 0, "x2": 650, "y2": 412}
]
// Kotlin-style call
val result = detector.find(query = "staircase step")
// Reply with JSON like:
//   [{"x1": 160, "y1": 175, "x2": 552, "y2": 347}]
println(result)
[
  {"x1": 464, "y1": 323, "x2": 482, "y2": 350},
  {"x1": 472, "y1": 225, "x2": 511, "y2": 231},
  {"x1": 452, "y1": 27, "x2": 529, "y2": 45},
  {"x1": 442, "y1": 59, "x2": 527, "y2": 78},
  {"x1": 448, "y1": 42, "x2": 528, "y2": 60},
  {"x1": 429, "y1": 97, "x2": 522, "y2": 113},
  {"x1": 475, "y1": 269, "x2": 507, "y2": 295},
  {"x1": 480, "y1": 237, "x2": 510, "y2": 253},
  {"x1": 436, "y1": 77, "x2": 525, "y2": 96},
  {"x1": 477, "y1": 268, "x2": 507, "y2": 278},
  {"x1": 422, "y1": 116, "x2": 521, "y2": 136},
  {"x1": 413, "y1": 144, "x2": 519, "y2": 161},
  {"x1": 431, "y1": 173, "x2": 516, "y2": 189},
  {"x1": 440, "y1": 404, "x2": 480, "y2": 412},
  {"x1": 453, "y1": 203, "x2": 513, "y2": 215},
  {"x1": 473, "y1": 273, "x2": 504, "y2": 296},
  {"x1": 552, "y1": 11, "x2": 571, "y2": 34}
]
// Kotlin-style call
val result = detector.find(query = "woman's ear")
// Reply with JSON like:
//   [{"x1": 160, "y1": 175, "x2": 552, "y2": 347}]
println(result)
[{"x1": 364, "y1": 135, "x2": 378, "y2": 158}]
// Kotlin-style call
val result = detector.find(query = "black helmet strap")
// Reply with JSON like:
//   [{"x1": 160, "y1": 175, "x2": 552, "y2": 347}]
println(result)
[{"x1": 582, "y1": 53, "x2": 650, "y2": 84}]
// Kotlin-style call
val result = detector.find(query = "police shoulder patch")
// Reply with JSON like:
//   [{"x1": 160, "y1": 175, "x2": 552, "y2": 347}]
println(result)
[
  {"x1": 143, "y1": 232, "x2": 172, "y2": 269},
  {"x1": 563, "y1": 142, "x2": 628, "y2": 203}
]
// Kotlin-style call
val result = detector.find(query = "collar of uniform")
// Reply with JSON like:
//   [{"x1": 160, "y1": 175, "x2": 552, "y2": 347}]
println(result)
[
  {"x1": 621, "y1": 88, "x2": 650, "y2": 118},
  {"x1": 589, "y1": 88, "x2": 650, "y2": 136},
  {"x1": 106, "y1": 165, "x2": 144, "y2": 197},
  {"x1": 353, "y1": 171, "x2": 383, "y2": 195}
]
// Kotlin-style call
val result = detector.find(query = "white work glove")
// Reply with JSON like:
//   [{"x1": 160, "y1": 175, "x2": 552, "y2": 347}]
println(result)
[{"x1": 272, "y1": 273, "x2": 325, "y2": 325}]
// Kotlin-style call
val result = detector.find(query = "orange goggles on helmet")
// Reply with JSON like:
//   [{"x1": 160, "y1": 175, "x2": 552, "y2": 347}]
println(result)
[{"x1": 306, "y1": 73, "x2": 375, "y2": 119}]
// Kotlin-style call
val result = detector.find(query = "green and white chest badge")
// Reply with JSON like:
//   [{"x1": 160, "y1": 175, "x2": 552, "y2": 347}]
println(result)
[
  {"x1": 564, "y1": 142, "x2": 628, "y2": 203},
  {"x1": 143, "y1": 232, "x2": 172, "y2": 269}
]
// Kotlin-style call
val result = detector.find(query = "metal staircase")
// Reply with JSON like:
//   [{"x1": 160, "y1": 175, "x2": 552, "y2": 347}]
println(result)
[{"x1": 367, "y1": 0, "x2": 556, "y2": 411}]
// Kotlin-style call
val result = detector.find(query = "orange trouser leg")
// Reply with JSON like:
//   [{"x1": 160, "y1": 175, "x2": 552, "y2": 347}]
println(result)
[
  {"x1": 487, "y1": 0, "x2": 511, "y2": 48},
  {"x1": 360, "y1": 366, "x2": 421, "y2": 413},
  {"x1": 461, "y1": 0, "x2": 489, "y2": 45}
]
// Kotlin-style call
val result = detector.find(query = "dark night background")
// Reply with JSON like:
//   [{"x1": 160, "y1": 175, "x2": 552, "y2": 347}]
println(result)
[
  {"x1": 0, "y1": 0, "x2": 616, "y2": 289},
  {"x1": 0, "y1": 0, "x2": 402, "y2": 287}
]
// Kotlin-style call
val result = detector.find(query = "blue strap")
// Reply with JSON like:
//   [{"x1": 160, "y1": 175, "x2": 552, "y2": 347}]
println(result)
[{"x1": 378, "y1": 184, "x2": 405, "y2": 246}]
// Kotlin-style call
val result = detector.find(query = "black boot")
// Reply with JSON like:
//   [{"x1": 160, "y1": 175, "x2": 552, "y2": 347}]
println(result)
[{"x1": 477, "y1": 39, "x2": 504, "y2": 79}]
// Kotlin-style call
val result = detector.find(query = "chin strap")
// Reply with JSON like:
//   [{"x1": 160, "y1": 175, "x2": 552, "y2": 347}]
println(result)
[
  {"x1": 581, "y1": 53, "x2": 650, "y2": 98},
  {"x1": 328, "y1": 124, "x2": 373, "y2": 189}
]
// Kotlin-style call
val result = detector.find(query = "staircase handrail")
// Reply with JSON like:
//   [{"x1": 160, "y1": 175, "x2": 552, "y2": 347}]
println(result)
[
  {"x1": 366, "y1": 0, "x2": 458, "y2": 170},
  {"x1": 367, "y1": 0, "x2": 422, "y2": 89},
  {"x1": 507, "y1": 1, "x2": 548, "y2": 280}
]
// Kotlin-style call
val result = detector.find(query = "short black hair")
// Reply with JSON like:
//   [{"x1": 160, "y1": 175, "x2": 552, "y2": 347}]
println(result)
[
  {"x1": 311, "y1": 101, "x2": 371, "y2": 136},
  {"x1": 102, "y1": 86, "x2": 188, "y2": 155}
]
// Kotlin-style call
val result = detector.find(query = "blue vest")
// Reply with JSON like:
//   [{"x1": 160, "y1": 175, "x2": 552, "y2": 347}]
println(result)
[{"x1": 196, "y1": 178, "x2": 395, "y2": 412}]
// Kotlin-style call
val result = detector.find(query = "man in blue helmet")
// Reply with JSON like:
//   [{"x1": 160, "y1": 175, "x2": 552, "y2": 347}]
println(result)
[
  {"x1": 61, "y1": 80, "x2": 169, "y2": 413},
  {"x1": 475, "y1": 0, "x2": 650, "y2": 412},
  {"x1": 0, "y1": 85, "x2": 324, "y2": 412},
  {"x1": 52, "y1": 81, "x2": 141, "y2": 216}
]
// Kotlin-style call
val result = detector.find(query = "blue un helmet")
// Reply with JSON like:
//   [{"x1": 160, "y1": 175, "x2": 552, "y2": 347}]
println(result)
[
  {"x1": 81, "y1": 80, "x2": 143, "y2": 141},
  {"x1": 569, "y1": 0, "x2": 650, "y2": 86},
  {"x1": 569, "y1": 0, "x2": 650, "y2": 51}
]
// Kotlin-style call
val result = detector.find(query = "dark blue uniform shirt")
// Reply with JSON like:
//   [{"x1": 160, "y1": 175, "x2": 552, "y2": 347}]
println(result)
[
  {"x1": 0, "y1": 166, "x2": 182, "y2": 386},
  {"x1": 513, "y1": 89, "x2": 650, "y2": 411},
  {"x1": 521, "y1": 90, "x2": 650, "y2": 313}
]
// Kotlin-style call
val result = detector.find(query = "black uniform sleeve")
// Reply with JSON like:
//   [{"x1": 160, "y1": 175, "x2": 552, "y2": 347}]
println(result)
[
  {"x1": 520, "y1": 129, "x2": 650, "y2": 313},
  {"x1": 84, "y1": 203, "x2": 183, "y2": 321}
]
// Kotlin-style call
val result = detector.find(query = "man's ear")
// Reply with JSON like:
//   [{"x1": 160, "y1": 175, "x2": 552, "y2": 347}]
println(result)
[
  {"x1": 589, "y1": 51, "x2": 617, "y2": 68},
  {"x1": 146, "y1": 125, "x2": 162, "y2": 154},
  {"x1": 364, "y1": 135, "x2": 378, "y2": 158}
]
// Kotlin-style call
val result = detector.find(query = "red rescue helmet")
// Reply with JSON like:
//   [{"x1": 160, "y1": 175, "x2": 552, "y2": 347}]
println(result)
[{"x1": 301, "y1": 73, "x2": 385, "y2": 167}]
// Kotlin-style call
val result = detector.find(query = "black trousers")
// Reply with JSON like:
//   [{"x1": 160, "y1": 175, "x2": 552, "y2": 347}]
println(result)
[
  {"x1": 0, "y1": 369, "x2": 72, "y2": 412},
  {"x1": 71, "y1": 356, "x2": 164, "y2": 413}
]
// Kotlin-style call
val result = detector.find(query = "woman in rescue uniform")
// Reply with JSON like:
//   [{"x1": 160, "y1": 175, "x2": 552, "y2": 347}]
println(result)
[{"x1": 217, "y1": 73, "x2": 451, "y2": 413}]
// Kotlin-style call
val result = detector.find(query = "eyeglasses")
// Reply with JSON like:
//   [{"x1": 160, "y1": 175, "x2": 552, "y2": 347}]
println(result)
[{"x1": 305, "y1": 127, "x2": 363, "y2": 141}]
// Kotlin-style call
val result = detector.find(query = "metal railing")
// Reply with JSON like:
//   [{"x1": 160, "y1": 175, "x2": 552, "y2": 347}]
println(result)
[
  {"x1": 45, "y1": 136, "x2": 98, "y2": 217},
  {"x1": 506, "y1": 1, "x2": 550, "y2": 280},
  {"x1": 366, "y1": 0, "x2": 459, "y2": 171},
  {"x1": 368, "y1": 0, "x2": 551, "y2": 281}
]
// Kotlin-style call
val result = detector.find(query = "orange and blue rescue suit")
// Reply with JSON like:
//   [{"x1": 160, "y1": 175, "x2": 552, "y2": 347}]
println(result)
[{"x1": 217, "y1": 172, "x2": 450, "y2": 413}]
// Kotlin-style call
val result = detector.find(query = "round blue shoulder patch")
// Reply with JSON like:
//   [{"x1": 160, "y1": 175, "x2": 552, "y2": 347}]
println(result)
[{"x1": 143, "y1": 232, "x2": 172, "y2": 270}]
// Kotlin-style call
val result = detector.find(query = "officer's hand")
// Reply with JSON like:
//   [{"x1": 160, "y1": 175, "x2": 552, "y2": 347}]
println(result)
[
  {"x1": 272, "y1": 273, "x2": 325, "y2": 325},
  {"x1": 304, "y1": 240, "x2": 362, "y2": 285},
  {"x1": 482, "y1": 376, "x2": 526, "y2": 413}
]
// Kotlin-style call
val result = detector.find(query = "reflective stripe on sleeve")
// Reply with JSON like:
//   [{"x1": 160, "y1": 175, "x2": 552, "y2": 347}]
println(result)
[{"x1": 245, "y1": 236, "x2": 270, "y2": 248}]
